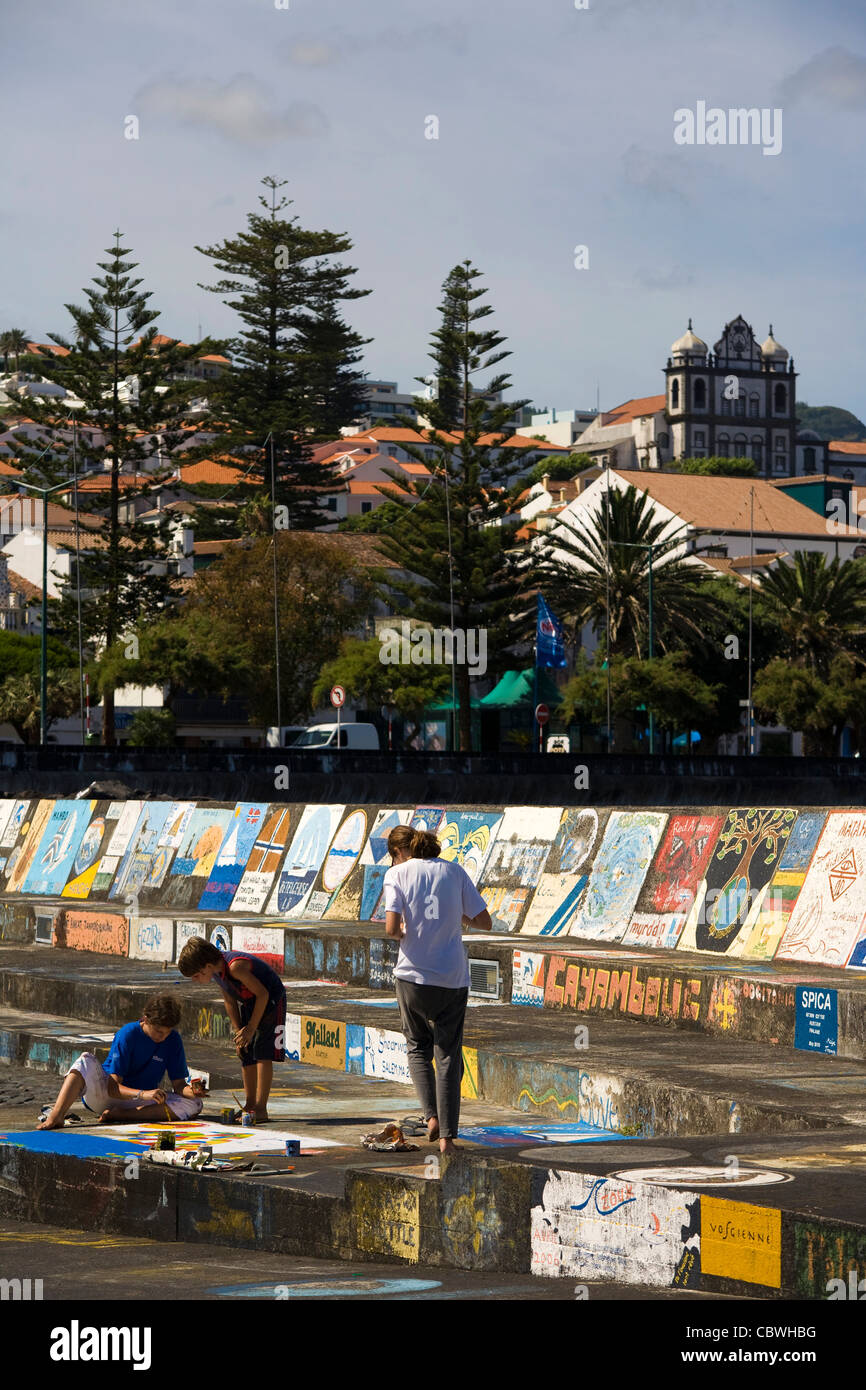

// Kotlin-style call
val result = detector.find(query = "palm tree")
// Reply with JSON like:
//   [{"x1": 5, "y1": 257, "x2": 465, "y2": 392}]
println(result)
[
  {"x1": 754, "y1": 551, "x2": 866, "y2": 677},
  {"x1": 0, "y1": 328, "x2": 30, "y2": 374},
  {"x1": 534, "y1": 483, "x2": 723, "y2": 659},
  {"x1": 0, "y1": 669, "x2": 79, "y2": 744}
]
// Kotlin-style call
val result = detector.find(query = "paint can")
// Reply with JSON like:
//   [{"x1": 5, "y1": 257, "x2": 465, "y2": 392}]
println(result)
[
  {"x1": 155, "y1": 1133, "x2": 175, "y2": 1151},
  {"x1": 285, "y1": 1140, "x2": 300, "y2": 1157},
  {"x1": 220, "y1": 1107, "x2": 234, "y2": 1125},
  {"x1": 241, "y1": 1111, "x2": 255, "y2": 1128}
]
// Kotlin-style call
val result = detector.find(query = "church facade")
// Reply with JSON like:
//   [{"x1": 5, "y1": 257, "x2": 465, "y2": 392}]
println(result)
[{"x1": 662, "y1": 315, "x2": 826, "y2": 477}]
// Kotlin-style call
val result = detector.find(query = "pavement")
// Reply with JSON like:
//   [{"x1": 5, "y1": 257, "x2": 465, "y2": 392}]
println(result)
[{"x1": 0, "y1": 1215, "x2": 742, "y2": 1300}]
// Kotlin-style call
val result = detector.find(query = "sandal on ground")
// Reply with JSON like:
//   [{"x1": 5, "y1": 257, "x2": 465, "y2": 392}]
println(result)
[{"x1": 399, "y1": 1116, "x2": 429, "y2": 1137}]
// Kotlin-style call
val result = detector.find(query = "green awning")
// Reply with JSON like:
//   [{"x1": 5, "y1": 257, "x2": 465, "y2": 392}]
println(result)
[
  {"x1": 479, "y1": 668, "x2": 561, "y2": 709},
  {"x1": 426, "y1": 690, "x2": 484, "y2": 711}
]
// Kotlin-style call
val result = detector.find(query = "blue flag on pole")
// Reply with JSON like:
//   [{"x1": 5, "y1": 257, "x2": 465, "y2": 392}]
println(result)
[{"x1": 536, "y1": 594, "x2": 567, "y2": 668}]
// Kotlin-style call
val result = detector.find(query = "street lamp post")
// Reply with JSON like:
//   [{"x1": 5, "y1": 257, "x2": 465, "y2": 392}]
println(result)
[{"x1": 615, "y1": 539, "x2": 657, "y2": 753}]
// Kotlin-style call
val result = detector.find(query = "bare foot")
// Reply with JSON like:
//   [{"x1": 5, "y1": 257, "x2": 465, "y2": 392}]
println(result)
[
  {"x1": 37, "y1": 1112, "x2": 64, "y2": 1131},
  {"x1": 98, "y1": 1107, "x2": 129, "y2": 1124},
  {"x1": 439, "y1": 1138, "x2": 459, "y2": 1155},
  {"x1": 254, "y1": 1111, "x2": 269, "y2": 1123},
  {"x1": 427, "y1": 1117, "x2": 440, "y2": 1142}
]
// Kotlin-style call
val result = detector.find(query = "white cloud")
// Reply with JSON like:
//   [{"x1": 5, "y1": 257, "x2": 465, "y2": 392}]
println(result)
[
  {"x1": 135, "y1": 74, "x2": 328, "y2": 143},
  {"x1": 778, "y1": 46, "x2": 866, "y2": 109}
]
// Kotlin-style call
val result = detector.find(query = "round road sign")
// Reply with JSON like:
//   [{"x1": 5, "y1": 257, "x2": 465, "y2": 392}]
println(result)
[
  {"x1": 535, "y1": 703, "x2": 550, "y2": 725},
  {"x1": 330, "y1": 685, "x2": 346, "y2": 709}
]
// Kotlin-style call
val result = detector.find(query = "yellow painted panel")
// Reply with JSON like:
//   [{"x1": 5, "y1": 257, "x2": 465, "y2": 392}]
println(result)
[
  {"x1": 702, "y1": 1197, "x2": 781, "y2": 1287},
  {"x1": 461, "y1": 1046, "x2": 479, "y2": 1099},
  {"x1": 300, "y1": 1015, "x2": 346, "y2": 1070}
]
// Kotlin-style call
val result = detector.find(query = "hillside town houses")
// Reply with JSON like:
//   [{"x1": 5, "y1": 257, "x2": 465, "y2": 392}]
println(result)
[{"x1": 0, "y1": 314, "x2": 864, "y2": 747}]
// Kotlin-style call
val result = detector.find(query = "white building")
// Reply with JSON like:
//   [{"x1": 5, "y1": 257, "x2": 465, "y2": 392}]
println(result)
[{"x1": 516, "y1": 407, "x2": 597, "y2": 449}]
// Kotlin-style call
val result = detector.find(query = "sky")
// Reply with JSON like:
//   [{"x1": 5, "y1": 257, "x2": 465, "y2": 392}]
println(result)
[{"x1": 2, "y1": 0, "x2": 865, "y2": 423}]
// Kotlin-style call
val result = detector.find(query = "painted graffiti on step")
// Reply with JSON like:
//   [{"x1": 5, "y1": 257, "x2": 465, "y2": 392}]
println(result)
[{"x1": 540, "y1": 953, "x2": 702, "y2": 1022}]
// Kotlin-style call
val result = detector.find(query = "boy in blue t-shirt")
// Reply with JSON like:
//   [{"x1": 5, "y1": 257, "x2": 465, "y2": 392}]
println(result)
[{"x1": 37, "y1": 994, "x2": 205, "y2": 1130}]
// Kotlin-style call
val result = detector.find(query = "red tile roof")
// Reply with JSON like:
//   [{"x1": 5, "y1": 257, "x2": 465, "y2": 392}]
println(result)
[
  {"x1": 828, "y1": 440, "x2": 866, "y2": 456},
  {"x1": 600, "y1": 395, "x2": 666, "y2": 425},
  {"x1": 24, "y1": 341, "x2": 69, "y2": 358},
  {"x1": 612, "y1": 469, "x2": 861, "y2": 538},
  {"x1": 177, "y1": 459, "x2": 242, "y2": 486}
]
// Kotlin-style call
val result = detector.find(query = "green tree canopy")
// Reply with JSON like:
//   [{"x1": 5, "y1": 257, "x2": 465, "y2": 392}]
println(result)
[
  {"x1": 6, "y1": 232, "x2": 215, "y2": 743},
  {"x1": 0, "y1": 668, "x2": 79, "y2": 744},
  {"x1": 754, "y1": 551, "x2": 866, "y2": 677},
  {"x1": 374, "y1": 260, "x2": 532, "y2": 749},
  {"x1": 192, "y1": 176, "x2": 370, "y2": 529},
  {"x1": 666, "y1": 456, "x2": 757, "y2": 477},
  {"x1": 312, "y1": 636, "x2": 451, "y2": 740}
]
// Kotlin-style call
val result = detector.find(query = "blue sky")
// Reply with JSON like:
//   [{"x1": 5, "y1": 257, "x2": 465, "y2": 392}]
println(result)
[{"x1": 3, "y1": 0, "x2": 865, "y2": 422}]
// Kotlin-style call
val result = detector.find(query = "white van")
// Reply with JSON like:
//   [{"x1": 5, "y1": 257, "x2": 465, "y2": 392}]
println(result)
[
  {"x1": 294, "y1": 722, "x2": 380, "y2": 750},
  {"x1": 265, "y1": 725, "x2": 307, "y2": 748}
]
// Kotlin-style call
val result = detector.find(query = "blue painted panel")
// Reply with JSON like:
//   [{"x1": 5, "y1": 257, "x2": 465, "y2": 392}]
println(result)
[{"x1": 0, "y1": 1130, "x2": 141, "y2": 1158}]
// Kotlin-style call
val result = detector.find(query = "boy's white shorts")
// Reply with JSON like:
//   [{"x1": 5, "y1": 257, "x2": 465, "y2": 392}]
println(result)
[{"x1": 69, "y1": 1052, "x2": 203, "y2": 1120}]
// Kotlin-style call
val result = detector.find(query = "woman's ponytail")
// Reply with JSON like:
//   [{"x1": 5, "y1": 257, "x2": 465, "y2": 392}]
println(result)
[{"x1": 387, "y1": 824, "x2": 441, "y2": 860}]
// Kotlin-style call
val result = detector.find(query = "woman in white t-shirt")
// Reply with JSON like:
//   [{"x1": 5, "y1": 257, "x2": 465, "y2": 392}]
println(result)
[{"x1": 383, "y1": 825, "x2": 492, "y2": 1154}]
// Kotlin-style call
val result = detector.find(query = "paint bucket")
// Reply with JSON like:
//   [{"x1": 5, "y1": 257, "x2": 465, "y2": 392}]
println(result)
[
  {"x1": 241, "y1": 1111, "x2": 255, "y2": 1128},
  {"x1": 155, "y1": 1133, "x2": 175, "y2": 1151},
  {"x1": 220, "y1": 1107, "x2": 234, "y2": 1125},
  {"x1": 285, "y1": 1140, "x2": 300, "y2": 1157}
]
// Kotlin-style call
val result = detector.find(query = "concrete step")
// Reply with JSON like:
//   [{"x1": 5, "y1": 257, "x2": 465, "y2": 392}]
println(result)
[
  {"x1": 2, "y1": 945, "x2": 865, "y2": 1140},
  {"x1": 4, "y1": 898, "x2": 862, "y2": 1056},
  {"x1": 0, "y1": 1050, "x2": 864, "y2": 1300}
]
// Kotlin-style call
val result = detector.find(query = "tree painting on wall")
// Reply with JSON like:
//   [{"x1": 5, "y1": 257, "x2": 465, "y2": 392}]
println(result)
[{"x1": 695, "y1": 807, "x2": 796, "y2": 952}]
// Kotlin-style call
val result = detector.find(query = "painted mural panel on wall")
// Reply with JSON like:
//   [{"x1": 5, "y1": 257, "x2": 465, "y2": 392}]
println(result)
[
  {"x1": 512, "y1": 950, "x2": 546, "y2": 1006},
  {"x1": 174, "y1": 920, "x2": 202, "y2": 960},
  {"x1": 777, "y1": 811, "x2": 866, "y2": 967},
  {"x1": 136, "y1": 802, "x2": 196, "y2": 903},
  {"x1": 324, "y1": 808, "x2": 412, "y2": 922},
  {"x1": 623, "y1": 812, "x2": 722, "y2": 950},
  {"x1": 437, "y1": 809, "x2": 503, "y2": 884},
  {"x1": 197, "y1": 802, "x2": 270, "y2": 912},
  {"x1": 410, "y1": 807, "x2": 447, "y2": 834},
  {"x1": 162, "y1": 806, "x2": 233, "y2": 909},
  {"x1": 128, "y1": 916, "x2": 174, "y2": 962},
  {"x1": 678, "y1": 808, "x2": 796, "y2": 956},
  {"x1": 61, "y1": 801, "x2": 115, "y2": 899},
  {"x1": 477, "y1": 807, "x2": 560, "y2": 933},
  {"x1": 0, "y1": 799, "x2": 30, "y2": 856},
  {"x1": 108, "y1": 802, "x2": 180, "y2": 903},
  {"x1": 57, "y1": 908, "x2": 129, "y2": 956},
  {"x1": 5, "y1": 800, "x2": 55, "y2": 893},
  {"x1": 82, "y1": 800, "x2": 144, "y2": 899},
  {"x1": 229, "y1": 805, "x2": 298, "y2": 914},
  {"x1": 735, "y1": 812, "x2": 826, "y2": 961},
  {"x1": 231, "y1": 923, "x2": 285, "y2": 974},
  {"x1": 266, "y1": 805, "x2": 345, "y2": 917},
  {"x1": 20, "y1": 800, "x2": 96, "y2": 896},
  {"x1": 299, "y1": 807, "x2": 370, "y2": 920},
  {"x1": 531, "y1": 1169, "x2": 701, "y2": 1286},
  {"x1": 520, "y1": 808, "x2": 609, "y2": 937},
  {"x1": 569, "y1": 811, "x2": 667, "y2": 942}
]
